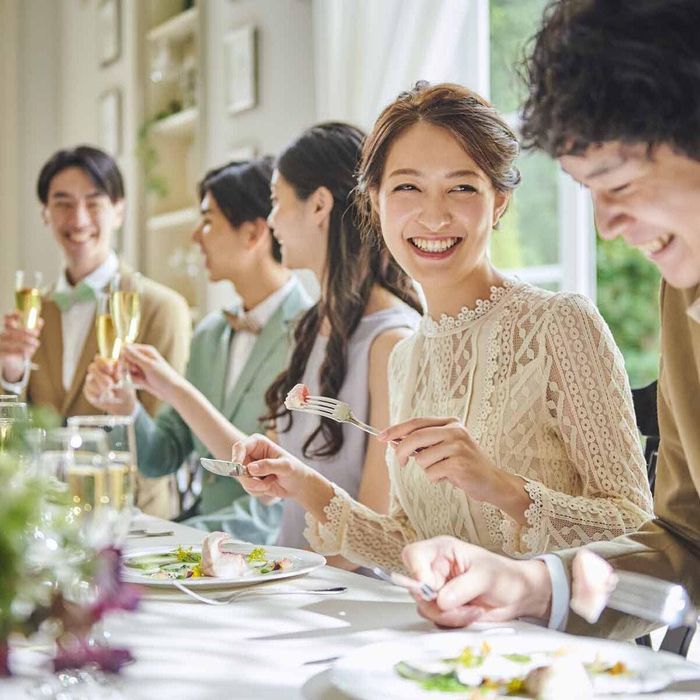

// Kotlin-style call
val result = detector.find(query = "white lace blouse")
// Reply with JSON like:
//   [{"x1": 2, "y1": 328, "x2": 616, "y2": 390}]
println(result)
[{"x1": 304, "y1": 280, "x2": 653, "y2": 570}]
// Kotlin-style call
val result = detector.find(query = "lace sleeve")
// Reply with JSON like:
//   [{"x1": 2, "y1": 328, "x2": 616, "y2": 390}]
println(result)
[
  {"x1": 303, "y1": 335, "x2": 419, "y2": 571},
  {"x1": 502, "y1": 294, "x2": 654, "y2": 556},
  {"x1": 304, "y1": 484, "x2": 417, "y2": 571}
]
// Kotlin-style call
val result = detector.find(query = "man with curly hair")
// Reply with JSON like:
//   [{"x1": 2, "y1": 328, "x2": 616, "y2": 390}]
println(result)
[{"x1": 400, "y1": 0, "x2": 700, "y2": 641}]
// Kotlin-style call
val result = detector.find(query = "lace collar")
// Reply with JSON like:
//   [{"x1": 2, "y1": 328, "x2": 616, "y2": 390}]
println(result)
[{"x1": 420, "y1": 279, "x2": 518, "y2": 336}]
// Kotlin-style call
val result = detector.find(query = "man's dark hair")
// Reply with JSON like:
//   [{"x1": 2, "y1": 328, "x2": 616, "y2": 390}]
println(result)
[
  {"x1": 37, "y1": 145, "x2": 125, "y2": 204},
  {"x1": 198, "y1": 156, "x2": 280, "y2": 262},
  {"x1": 520, "y1": 0, "x2": 700, "y2": 160}
]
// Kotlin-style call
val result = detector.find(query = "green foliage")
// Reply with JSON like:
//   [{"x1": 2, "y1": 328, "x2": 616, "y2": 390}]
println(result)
[
  {"x1": 490, "y1": 0, "x2": 549, "y2": 115},
  {"x1": 596, "y1": 237, "x2": 661, "y2": 387},
  {"x1": 136, "y1": 100, "x2": 182, "y2": 199}
]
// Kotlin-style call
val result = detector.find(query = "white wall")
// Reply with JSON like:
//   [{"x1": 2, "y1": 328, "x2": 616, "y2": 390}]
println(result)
[
  {"x1": 202, "y1": 0, "x2": 316, "y2": 168},
  {"x1": 0, "y1": 0, "x2": 21, "y2": 309},
  {"x1": 0, "y1": 0, "x2": 62, "y2": 293},
  {"x1": 201, "y1": 0, "x2": 317, "y2": 310}
]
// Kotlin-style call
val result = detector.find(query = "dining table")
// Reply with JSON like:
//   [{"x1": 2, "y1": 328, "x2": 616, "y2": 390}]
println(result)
[{"x1": 3, "y1": 513, "x2": 700, "y2": 699}]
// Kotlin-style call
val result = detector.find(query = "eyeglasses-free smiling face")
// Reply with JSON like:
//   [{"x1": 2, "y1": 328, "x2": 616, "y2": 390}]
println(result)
[
  {"x1": 372, "y1": 122, "x2": 509, "y2": 310},
  {"x1": 560, "y1": 141, "x2": 700, "y2": 289},
  {"x1": 43, "y1": 166, "x2": 123, "y2": 279}
]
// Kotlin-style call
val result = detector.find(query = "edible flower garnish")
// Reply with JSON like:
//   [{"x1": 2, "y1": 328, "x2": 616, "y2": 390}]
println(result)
[
  {"x1": 175, "y1": 546, "x2": 201, "y2": 563},
  {"x1": 246, "y1": 547, "x2": 266, "y2": 563}
]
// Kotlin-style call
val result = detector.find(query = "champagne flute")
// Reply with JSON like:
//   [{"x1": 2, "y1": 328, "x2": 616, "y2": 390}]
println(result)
[
  {"x1": 67, "y1": 415, "x2": 137, "y2": 542},
  {"x1": 94, "y1": 293, "x2": 121, "y2": 403},
  {"x1": 15, "y1": 270, "x2": 43, "y2": 372},
  {"x1": 110, "y1": 273, "x2": 142, "y2": 389}
]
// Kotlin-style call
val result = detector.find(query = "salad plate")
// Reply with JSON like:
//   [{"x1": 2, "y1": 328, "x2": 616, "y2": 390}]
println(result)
[
  {"x1": 330, "y1": 630, "x2": 700, "y2": 699},
  {"x1": 122, "y1": 543, "x2": 325, "y2": 589}
]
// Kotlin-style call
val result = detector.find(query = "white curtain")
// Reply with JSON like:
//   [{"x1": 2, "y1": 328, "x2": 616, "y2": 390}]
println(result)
[{"x1": 312, "y1": 0, "x2": 488, "y2": 129}]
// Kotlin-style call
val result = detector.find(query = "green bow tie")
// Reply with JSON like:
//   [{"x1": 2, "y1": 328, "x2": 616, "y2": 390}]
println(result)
[{"x1": 51, "y1": 282, "x2": 98, "y2": 312}]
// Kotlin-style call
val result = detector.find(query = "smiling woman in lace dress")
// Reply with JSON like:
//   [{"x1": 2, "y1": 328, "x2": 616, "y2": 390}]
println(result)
[{"x1": 233, "y1": 82, "x2": 653, "y2": 571}]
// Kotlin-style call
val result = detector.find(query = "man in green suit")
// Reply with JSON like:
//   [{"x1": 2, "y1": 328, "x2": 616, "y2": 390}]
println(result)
[{"x1": 85, "y1": 158, "x2": 312, "y2": 543}]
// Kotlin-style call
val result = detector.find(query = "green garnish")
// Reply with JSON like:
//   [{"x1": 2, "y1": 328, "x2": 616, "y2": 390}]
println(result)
[
  {"x1": 504, "y1": 653, "x2": 532, "y2": 663},
  {"x1": 246, "y1": 547, "x2": 266, "y2": 563},
  {"x1": 419, "y1": 672, "x2": 470, "y2": 692}
]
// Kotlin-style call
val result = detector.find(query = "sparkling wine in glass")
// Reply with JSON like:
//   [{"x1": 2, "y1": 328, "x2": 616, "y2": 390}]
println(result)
[
  {"x1": 94, "y1": 294, "x2": 121, "y2": 404},
  {"x1": 110, "y1": 273, "x2": 142, "y2": 388},
  {"x1": 67, "y1": 415, "x2": 137, "y2": 541},
  {"x1": 42, "y1": 428, "x2": 111, "y2": 525},
  {"x1": 15, "y1": 270, "x2": 43, "y2": 373},
  {"x1": 95, "y1": 293, "x2": 122, "y2": 362},
  {"x1": 15, "y1": 270, "x2": 43, "y2": 330}
]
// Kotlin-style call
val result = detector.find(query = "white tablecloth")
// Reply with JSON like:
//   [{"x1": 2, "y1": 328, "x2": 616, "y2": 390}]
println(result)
[{"x1": 4, "y1": 514, "x2": 700, "y2": 699}]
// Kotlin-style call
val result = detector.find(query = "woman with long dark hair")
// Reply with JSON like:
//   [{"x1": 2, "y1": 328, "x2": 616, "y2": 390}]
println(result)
[{"x1": 263, "y1": 122, "x2": 422, "y2": 547}]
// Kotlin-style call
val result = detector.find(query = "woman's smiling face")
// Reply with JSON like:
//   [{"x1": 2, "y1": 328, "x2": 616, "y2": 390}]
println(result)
[{"x1": 373, "y1": 122, "x2": 508, "y2": 295}]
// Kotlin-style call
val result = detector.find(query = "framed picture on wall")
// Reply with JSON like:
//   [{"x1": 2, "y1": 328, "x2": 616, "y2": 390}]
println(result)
[
  {"x1": 98, "y1": 89, "x2": 122, "y2": 157},
  {"x1": 224, "y1": 25, "x2": 258, "y2": 114},
  {"x1": 98, "y1": 0, "x2": 121, "y2": 67}
]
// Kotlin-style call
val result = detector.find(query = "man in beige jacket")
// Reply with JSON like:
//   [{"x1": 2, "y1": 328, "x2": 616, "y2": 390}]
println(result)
[
  {"x1": 0, "y1": 145, "x2": 191, "y2": 518},
  {"x1": 399, "y1": 0, "x2": 700, "y2": 640}
]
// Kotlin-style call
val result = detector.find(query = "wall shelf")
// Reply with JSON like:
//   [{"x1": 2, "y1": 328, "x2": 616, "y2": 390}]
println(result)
[
  {"x1": 147, "y1": 7, "x2": 198, "y2": 44},
  {"x1": 151, "y1": 107, "x2": 198, "y2": 137},
  {"x1": 147, "y1": 207, "x2": 199, "y2": 232}
]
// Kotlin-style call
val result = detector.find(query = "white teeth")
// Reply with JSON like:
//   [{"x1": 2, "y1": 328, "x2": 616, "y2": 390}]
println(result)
[
  {"x1": 410, "y1": 237, "x2": 459, "y2": 253},
  {"x1": 638, "y1": 234, "x2": 673, "y2": 255}
]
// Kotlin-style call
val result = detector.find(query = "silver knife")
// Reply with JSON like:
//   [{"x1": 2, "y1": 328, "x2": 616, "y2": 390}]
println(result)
[{"x1": 200, "y1": 458, "x2": 251, "y2": 478}]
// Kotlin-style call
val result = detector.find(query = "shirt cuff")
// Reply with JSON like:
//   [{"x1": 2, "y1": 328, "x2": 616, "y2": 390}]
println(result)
[
  {"x1": 1, "y1": 359, "x2": 30, "y2": 395},
  {"x1": 537, "y1": 554, "x2": 570, "y2": 631},
  {"x1": 130, "y1": 401, "x2": 143, "y2": 421}
]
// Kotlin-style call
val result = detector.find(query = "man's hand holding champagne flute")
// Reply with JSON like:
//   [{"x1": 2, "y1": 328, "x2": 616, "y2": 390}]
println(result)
[{"x1": 0, "y1": 270, "x2": 44, "y2": 385}]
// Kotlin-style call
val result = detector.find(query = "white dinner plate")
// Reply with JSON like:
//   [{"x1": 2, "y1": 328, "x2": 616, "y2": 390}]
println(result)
[
  {"x1": 331, "y1": 630, "x2": 700, "y2": 699},
  {"x1": 122, "y1": 543, "x2": 325, "y2": 588}
]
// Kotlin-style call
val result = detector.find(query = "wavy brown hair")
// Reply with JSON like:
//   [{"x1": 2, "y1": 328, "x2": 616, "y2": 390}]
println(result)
[
  {"x1": 355, "y1": 81, "x2": 521, "y2": 241},
  {"x1": 264, "y1": 122, "x2": 422, "y2": 459}
]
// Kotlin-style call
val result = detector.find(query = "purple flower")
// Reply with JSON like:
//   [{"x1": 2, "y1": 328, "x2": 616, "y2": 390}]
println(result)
[
  {"x1": 53, "y1": 638, "x2": 134, "y2": 674},
  {"x1": 90, "y1": 546, "x2": 141, "y2": 619}
]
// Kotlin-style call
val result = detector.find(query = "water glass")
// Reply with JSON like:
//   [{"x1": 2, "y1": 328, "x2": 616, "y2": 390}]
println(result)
[{"x1": 0, "y1": 399, "x2": 28, "y2": 453}]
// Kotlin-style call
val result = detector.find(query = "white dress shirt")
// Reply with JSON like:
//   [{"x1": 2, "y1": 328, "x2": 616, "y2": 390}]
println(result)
[
  {"x1": 56, "y1": 252, "x2": 119, "y2": 391},
  {"x1": 537, "y1": 554, "x2": 570, "y2": 630},
  {"x1": 225, "y1": 277, "x2": 296, "y2": 396},
  {"x1": 1, "y1": 252, "x2": 119, "y2": 394}
]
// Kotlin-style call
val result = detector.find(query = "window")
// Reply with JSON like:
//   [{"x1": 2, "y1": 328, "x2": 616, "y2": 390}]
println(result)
[
  {"x1": 487, "y1": 0, "x2": 658, "y2": 386},
  {"x1": 488, "y1": 0, "x2": 595, "y2": 296}
]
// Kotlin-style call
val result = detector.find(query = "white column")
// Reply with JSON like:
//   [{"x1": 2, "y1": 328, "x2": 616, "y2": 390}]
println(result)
[{"x1": 559, "y1": 171, "x2": 596, "y2": 299}]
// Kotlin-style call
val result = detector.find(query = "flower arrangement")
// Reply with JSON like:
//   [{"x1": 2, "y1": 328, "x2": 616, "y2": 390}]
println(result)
[{"x1": 0, "y1": 411, "x2": 140, "y2": 677}]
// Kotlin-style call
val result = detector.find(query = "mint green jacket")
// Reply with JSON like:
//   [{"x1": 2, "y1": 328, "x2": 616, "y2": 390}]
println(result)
[{"x1": 135, "y1": 280, "x2": 312, "y2": 543}]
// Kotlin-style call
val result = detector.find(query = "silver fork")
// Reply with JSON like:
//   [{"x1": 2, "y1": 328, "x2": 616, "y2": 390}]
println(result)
[
  {"x1": 290, "y1": 395, "x2": 381, "y2": 437},
  {"x1": 607, "y1": 571, "x2": 698, "y2": 628},
  {"x1": 372, "y1": 566, "x2": 437, "y2": 601},
  {"x1": 171, "y1": 580, "x2": 347, "y2": 605}
]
